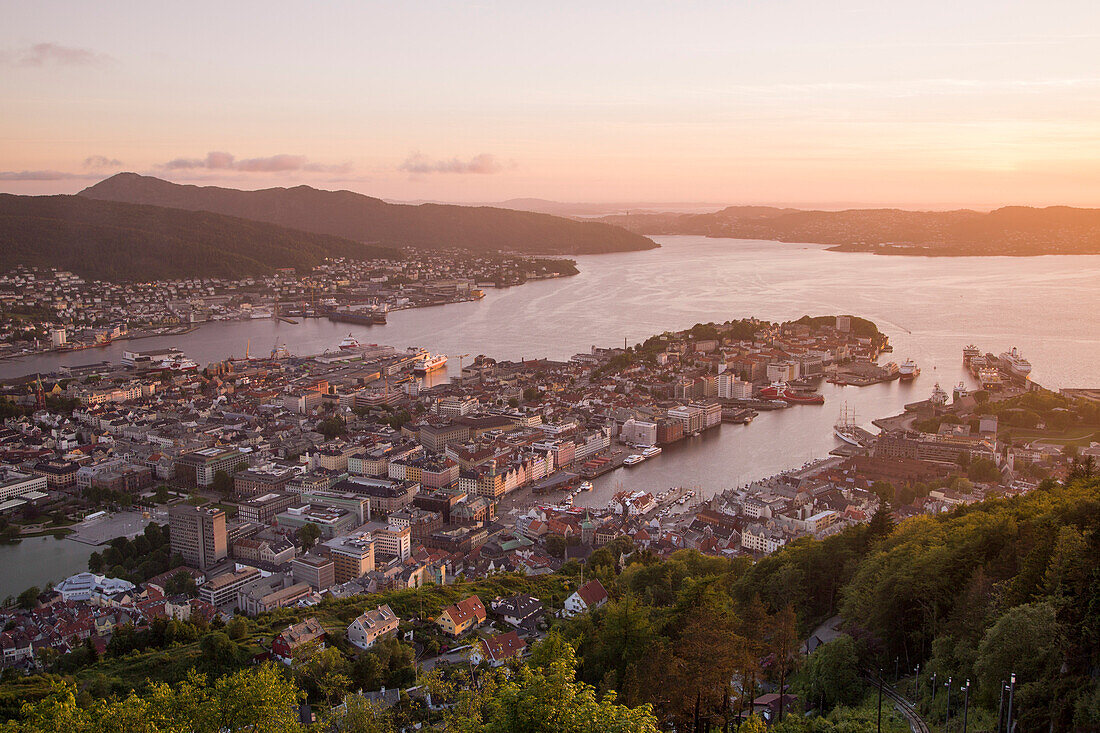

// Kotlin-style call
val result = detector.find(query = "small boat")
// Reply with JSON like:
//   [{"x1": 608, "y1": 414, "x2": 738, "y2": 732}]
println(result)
[
  {"x1": 578, "y1": 481, "x2": 593, "y2": 492},
  {"x1": 623, "y1": 454, "x2": 645, "y2": 466}
]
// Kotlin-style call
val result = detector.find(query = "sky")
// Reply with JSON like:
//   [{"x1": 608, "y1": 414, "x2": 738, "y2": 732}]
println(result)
[{"x1": 2, "y1": 1, "x2": 1099, "y2": 208}]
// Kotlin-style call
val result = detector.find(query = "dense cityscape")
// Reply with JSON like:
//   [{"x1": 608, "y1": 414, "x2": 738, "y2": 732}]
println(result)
[{"x1": 3, "y1": 1, "x2": 1099, "y2": 731}]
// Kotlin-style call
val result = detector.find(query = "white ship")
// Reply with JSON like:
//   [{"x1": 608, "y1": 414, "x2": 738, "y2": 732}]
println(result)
[
  {"x1": 962, "y1": 344, "x2": 981, "y2": 365},
  {"x1": 153, "y1": 356, "x2": 199, "y2": 373},
  {"x1": 623, "y1": 454, "x2": 645, "y2": 466},
  {"x1": 641, "y1": 446, "x2": 662, "y2": 458},
  {"x1": 577, "y1": 481, "x2": 593, "y2": 492},
  {"x1": 339, "y1": 334, "x2": 362, "y2": 350},
  {"x1": 834, "y1": 403, "x2": 861, "y2": 446},
  {"x1": 898, "y1": 359, "x2": 920, "y2": 380},
  {"x1": 998, "y1": 347, "x2": 1032, "y2": 379},
  {"x1": 413, "y1": 353, "x2": 448, "y2": 375}
]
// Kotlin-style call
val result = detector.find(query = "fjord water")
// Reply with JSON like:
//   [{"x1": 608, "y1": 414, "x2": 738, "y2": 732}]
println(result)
[{"x1": 0, "y1": 236, "x2": 1096, "y2": 587}]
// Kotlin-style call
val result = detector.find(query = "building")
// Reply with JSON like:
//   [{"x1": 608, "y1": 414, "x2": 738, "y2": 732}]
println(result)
[
  {"x1": 436, "y1": 595, "x2": 486, "y2": 637},
  {"x1": 620, "y1": 419, "x2": 658, "y2": 447},
  {"x1": 232, "y1": 536, "x2": 295, "y2": 566},
  {"x1": 236, "y1": 492, "x2": 297, "y2": 525},
  {"x1": 325, "y1": 534, "x2": 376, "y2": 583},
  {"x1": 234, "y1": 463, "x2": 299, "y2": 498},
  {"x1": 332, "y1": 476, "x2": 419, "y2": 516},
  {"x1": 31, "y1": 459, "x2": 79, "y2": 491},
  {"x1": 55, "y1": 572, "x2": 135, "y2": 603},
  {"x1": 168, "y1": 505, "x2": 228, "y2": 570},
  {"x1": 0, "y1": 469, "x2": 47, "y2": 502},
  {"x1": 717, "y1": 372, "x2": 752, "y2": 399},
  {"x1": 238, "y1": 579, "x2": 313, "y2": 616},
  {"x1": 297, "y1": 490, "x2": 371, "y2": 524},
  {"x1": 175, "y1": 447, "x2": 247, "y2": 487},
  {"x1": 668, "y1": 405, "x2": 705, "y2": 434},
  {"x1": 347, "y1": 604, "x2": 400, "y2": 650},
  {"x1": 563, "y1": 580, "x2": 608, "y2": 617},
  {"x1": 471, "y1": 630, "x2": 526, "y2": 667},
  {"x1": 490, "y1": 594, "x2": 545, "y2": 629},
  {"x1": 689, "y1": 401, "x2": 723, "y2": 430},
  {"x1": 199, "y1": 566, "x2": 262, "y2": 607},
  {"x1": 372, "y1": 521, "x2": 412, "y2": 560},
  {"x1": 292, "y1": 554, "x2": 336, "y2": 590},
  {"x1": 275, "y1": 504, "x2": 358, "y2": 539},
  {"x1": 272, "y1": 617, "x2": 326, "y2": 663}
]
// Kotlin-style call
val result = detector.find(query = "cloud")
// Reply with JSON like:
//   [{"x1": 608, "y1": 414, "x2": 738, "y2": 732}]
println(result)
[
  {"x1": 400, "y1": 153, "x2": 506, "y2": 175},
  {"x1": 161, "y1": 151, "x2": 348, "y2": 174},
  {"x1": 83, "y1": 155, "x2": 122, "y2": 169},
  {"x1": 9, "y1": 43, "x2": 113, "y2": 67},
  {"x1": 0, "y1": 170, "x2": 103, "y2": 181}
]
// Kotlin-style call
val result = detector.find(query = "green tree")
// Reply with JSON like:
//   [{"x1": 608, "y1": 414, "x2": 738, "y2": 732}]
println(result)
[
  {"x1": 795, "y1": 635, "x2": 863, "y2": 711},
  {"x1": 165, "y1": 571, "x2": 197, "y2": 597},
  {"x1": 87, "y1": 552, "x2": 105, "y2": 573},
  {"x1": 298, "y1": 522, "x2": 322, "y2": 551},
  {"x1": 973, "y1": 601, "x2": 1063, "y2": 705},
  {"x1": 225, "y1": 616, "x2": 249, "y2": 641},
  {"x1": 296, "y1": 645, "x2": 352, "y2": 705},
  {"x1": 17, "y1": 587, "x2": 39, "y2": 611},
  {"x1": 199, "y1": 631, "x2": 239, "y2": 673},
  {"x1": 211, "y1": 470, "x2": 233, "y2": 495}
]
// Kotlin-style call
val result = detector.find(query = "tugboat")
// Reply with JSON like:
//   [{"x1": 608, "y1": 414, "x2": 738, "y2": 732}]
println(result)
[{"x1": 899, "y1": 359, "x2": 920, "y2": 380}]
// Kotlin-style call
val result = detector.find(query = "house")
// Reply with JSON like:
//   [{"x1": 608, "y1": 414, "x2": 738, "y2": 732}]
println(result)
[
  {"x1": 489, "y1": 593, "x2": 544, "y2": 630},
  {"x1": 272, "y1": 617, "x2": 327, "y2": 663},
  {"x1": 563, "y1": 580, "x2": 608, "y2": 617},
  {"x1": 435, "y1": 595, "x2": 486, "y2": 637},
  {"x1": 348, "y1": 604, "x2": 400, "y2": 650},
  {"x1": 470, "y1": 630, "x2": 526, "y2": 667}
]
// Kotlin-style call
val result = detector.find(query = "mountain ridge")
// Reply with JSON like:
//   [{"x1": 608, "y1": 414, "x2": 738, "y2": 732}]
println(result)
[
  {"x1": 597, "y1": 204, "x2": 1100, "y2": 255},
  {"x1": 78, "y1": 173, "x2": 658, "y2": 255}
]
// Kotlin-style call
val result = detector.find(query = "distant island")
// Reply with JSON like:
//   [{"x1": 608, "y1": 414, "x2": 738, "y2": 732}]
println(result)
[
  {"x1": 597, "y1": 205, "x2": 1100, "y2": 256},
  {"x1": 79, "y1": 173, "x2": 658, "y2": 256}
]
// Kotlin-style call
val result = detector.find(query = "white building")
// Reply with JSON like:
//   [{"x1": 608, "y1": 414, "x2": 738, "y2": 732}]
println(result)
[
  {"x1": 563, "y1": 580, "x2": 608, "y2": 617},
  {"x1": 55, "y1": 572, "x2": 136, "y2": 603},
  {"x1": 717, "y1": 373, "x2": 752, "y2": 399},
  {"x1": 620, "y1": 418, "x2": 658, "y2": 447}
]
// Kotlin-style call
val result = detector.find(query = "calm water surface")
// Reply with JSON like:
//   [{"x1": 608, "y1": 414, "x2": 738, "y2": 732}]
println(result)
[{"x1": 2, "y1": 237, "x2": 1096, "y2": 591}]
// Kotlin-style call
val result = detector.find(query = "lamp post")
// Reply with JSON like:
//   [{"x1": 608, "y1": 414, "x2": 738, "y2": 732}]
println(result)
[
  {"x1": 946, "y1": 677, "x2": 953, "y2": 729},
  {"x1": 1006, "y1": 673, "x2": 1016, "y2": 733},
  {"x1": 895, "y1": 656, "x2": 900, "y2": 682},
  {"x1": 931, "y1": 672, "x2": 938, "y2": 708},
  {"x1": 914, "y1": 664, "x2": 921, "y2": 701},
  {"x1": 962, "y1": 679, "x2": 970, "y2": 733},
  {"x1": 997, "y1": 681, "x2": 1006, "y2": 733},
  {"x1": 875, "y1": 664, "x2": 884, "y2": 730}
]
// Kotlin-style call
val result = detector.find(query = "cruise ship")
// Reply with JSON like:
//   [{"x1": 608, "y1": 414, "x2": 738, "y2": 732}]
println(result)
[
  {"x1": 998, "y1": 347, "x2": 1032, "y2": 379},
  {"x1": 898, "y1": 359, "x2": 920, "y2": 380},
  {"x1": 413, "y1": 353, "x2": 448, "y2": 375}
]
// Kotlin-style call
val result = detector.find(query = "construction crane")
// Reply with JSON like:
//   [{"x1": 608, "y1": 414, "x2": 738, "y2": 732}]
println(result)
[{"x1": 452, "y1": 353, "x2": 470, "y2": 374}]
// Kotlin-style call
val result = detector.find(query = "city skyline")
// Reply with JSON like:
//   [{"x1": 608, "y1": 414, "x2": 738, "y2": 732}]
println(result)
[{"x1": 3, "y1": 1, "x2": 1100, "y2": 208}]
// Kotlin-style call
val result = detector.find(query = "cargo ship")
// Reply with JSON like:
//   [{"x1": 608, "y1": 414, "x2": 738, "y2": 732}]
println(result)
[
  {"x1": 413, "y1": 353, "x2": 448, "y2": 375},
  {"x1": 898, "y1": 359, "x2": 920, "y2": 380}
]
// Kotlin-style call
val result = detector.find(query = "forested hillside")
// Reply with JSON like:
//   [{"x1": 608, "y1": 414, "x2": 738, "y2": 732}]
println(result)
[
  {"x1": 79, "y1": 174, "x2": 659, "y2": 256},
  {"x1": 4, "y1": 476, "x2": 1097, "y2": 731},
  {"x1": 0, "y1": 194, "x2": 397, "y2": 281}
]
